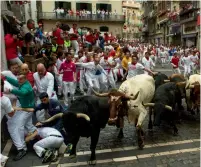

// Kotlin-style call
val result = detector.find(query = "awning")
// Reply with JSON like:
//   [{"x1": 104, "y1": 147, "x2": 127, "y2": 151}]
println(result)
[
  {"x1": 197, "y1": 15, "x2": 200, "y2": 26},
  {"x1": 182, "y1": 33, "x2": 197, "y2": 38}
]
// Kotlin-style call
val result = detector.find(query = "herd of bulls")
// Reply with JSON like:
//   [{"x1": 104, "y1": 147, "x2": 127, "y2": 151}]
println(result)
[{"x1": 41, "y1": 73, "x2": 200, "y2": 165}]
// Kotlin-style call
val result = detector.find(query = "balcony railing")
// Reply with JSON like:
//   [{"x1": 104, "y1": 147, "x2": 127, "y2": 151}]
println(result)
[
  {"x1": 180, "y1": 13, "x2": 197, "y2": 24},
  {"x1": 38, "y1": 12, "x2": 125, "y2": 22}
]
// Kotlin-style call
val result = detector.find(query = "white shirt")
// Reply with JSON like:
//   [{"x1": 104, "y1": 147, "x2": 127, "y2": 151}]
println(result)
[
  {"x1": 75, "y1": 62, "x2": 106, "y2": 79},
  {"x1": 142, "y1": 57, "x2": 155, "y2": 70},
  {"x1": 56, "y1": 58, "x2": 64, "y2": 70},
  {"x1": 37, "y1": 127, "x2": 62, "y2": 138},
  {"x1": 114, "y1": 58, "x2": 122, "y2": 69},
  {"x1": 1, "y1": 95, "x2": 13, "y2": 121},
  {"x1": 160, "y1": 51, "x2": 167, "y2": 58},
  {"x1": 100, "y1": 57, "x2": 114, "y2": 70},
  {"x1": 190, "y1": 55, "x2": 199, "y2": 64},
  {"x1": 127, "y1": 62, "x2": 144, "y2": 79},
  {"x1": 182, "y1": 56, "x2": 192, "y2": 66},
  {"x1": 33, "y1": 72, "x2": 54, "y2": 97}
]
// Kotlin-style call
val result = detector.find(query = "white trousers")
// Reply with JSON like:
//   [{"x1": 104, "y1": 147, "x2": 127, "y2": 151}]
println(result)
[
  {"x1": 161, "y1": 57, "x2": 166, "y2": 66},
  {"x1": 71, "y1": 40, "x2": 79, "y2": 55},
  {"x1": 56, "y1": 74, "x2": 63, "y2": 96},
  {"x1": 113, "y1": 68, "x2": 124, "y2": 82},
  {"x1": 7, "y1": 100, "x2": 36, "y2": 150},
  {"x1": 86, "y1": 74, "x2": 107, "y2": 95},
  {"x1": 184, "y1": 65, "x2": 191, "y2": 77},
  {"x1": 33, "y1": 136, "x2": 63, "y2": 157},
  {"x1": 79, "y1": 70, "x2": 87, "y2": 92},
  {"x1": 63, "y1": 81, "x2": 75, "y2": 106},
  {"x1": 35, "y1": 93, "x2": 58, "y2": 122},
  {"x1": 172, "y1": 67, "x2": 181, "y2": 74},
  {"x1": 104, "y1": 69, "x2": 116, "y2": 89}
]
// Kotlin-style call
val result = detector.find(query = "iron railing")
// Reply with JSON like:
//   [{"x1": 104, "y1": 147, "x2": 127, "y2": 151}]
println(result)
[{"x1": 38, "y1": 12, "x2": 125, "y2": 22}]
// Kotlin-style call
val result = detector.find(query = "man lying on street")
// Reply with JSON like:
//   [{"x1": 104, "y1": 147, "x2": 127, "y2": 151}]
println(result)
[
  {"x1": 34, "y1": 92, "x2": 68, "y2": 145},
  {"x1": 25, "y1": 127, "x2": 64, "y2": 163}
]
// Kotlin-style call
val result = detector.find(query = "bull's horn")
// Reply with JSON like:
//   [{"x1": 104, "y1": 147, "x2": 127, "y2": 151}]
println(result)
[
  {"x1": 92, "y1": 88, "x2": 109, "y2": 97},
  {"x1": 164, "y1": 80, "x2": 170, "y2": 82},
  {"x1": 142, "y1": 102, "x2": 155, "y2": 107},
  {"x1": 41, "y1": 113, "x2": 63, "y2": 124},
  {"x1": 176, "y1": 81, "x2": 186, "y2": 86},
  {"x1": 126, "y1": 91, "x2": 140, "y2": 100},
  {"x1": 189, "y1": 85, "x2": 195, "y2": 89},
  {"x1": 165, "y1": 105, "x2": 172, "y2": 111},
  {"x1": 77, "y1": 113, "x2": 90, "y2": 121}
]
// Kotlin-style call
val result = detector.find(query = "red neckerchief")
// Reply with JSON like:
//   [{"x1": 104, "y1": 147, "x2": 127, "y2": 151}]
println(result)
[
  {"x1": 145, "y1": 57, "x2": 149, "y2": 61},
  {"x1": 0, "y1": 92, "x2": 3, "y2": 97},
  {"x1": 86, "y1": 58, "x2": 90, "y2": 62},
  {"x1": 132, "y1": 62, "x2": 137, "y2": 65}
]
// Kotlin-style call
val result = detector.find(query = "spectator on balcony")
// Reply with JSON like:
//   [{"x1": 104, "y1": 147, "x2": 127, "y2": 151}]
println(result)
[
  {"x1": 105, "y1": 10, "x2": 109, "y2": 19},
  {"x1": 69, "y1": 24, "x2": 79, "y2": 55},
  {"x1": 101, "y1": 9, "x2": 105, "y2": 20},
  {"x1": 56, "y1": 7, "x2": 61, "y2": 18},
  {"x1": 109, "y1": 11, "x2": 112, "y2": 18},
  {"x1": 76, "y1": 10, "x2": 80, "y2": 18},
  {"x1": 97, "y1": 9, "x2": 101, "y2": 18},
  {"x1": 113, "y1": 10, "x2": 118, "y2": 18},
  {"x1": 60, "y1": 8, "x2": 64, "y2": 17}
]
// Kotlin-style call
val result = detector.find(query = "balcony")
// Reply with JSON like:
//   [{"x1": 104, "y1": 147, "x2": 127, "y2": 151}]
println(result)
[
  {"x1": 38, "y1": 12, "x2": 125, "y2": 23},
  {"x1": 168, "y1": 14, "x2": 180, "y2": 26},
  {"x1": 122, "y1": 1, "x2": 141, "y2": 9},
  {"x1": 180, "y1": 13, "x2": 197, "y2": 24}
]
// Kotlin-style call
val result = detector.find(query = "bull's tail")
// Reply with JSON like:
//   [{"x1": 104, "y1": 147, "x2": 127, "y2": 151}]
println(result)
[{"x1": 41, "y1": 113, "x2": 63, "y2": 124}]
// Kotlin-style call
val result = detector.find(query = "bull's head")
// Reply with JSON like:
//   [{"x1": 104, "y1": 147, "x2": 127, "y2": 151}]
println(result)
[
  {"x1": 142, "y1": 102, "x2": 172, "y2": 126},
  {"x1": 186, "y1": 82, "x2": 200, "y2": 110},
  {"x1": 92, "y1": 89, "x2": 139, "y2": 125}
]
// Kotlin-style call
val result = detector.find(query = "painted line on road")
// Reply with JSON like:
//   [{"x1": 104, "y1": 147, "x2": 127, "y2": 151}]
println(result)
[
  {"x1": 63, "y1": 138, "x2": 200, "y2": 157},
  {"x1": 2, "y1": 139, "x2": 13, "y2": 157},
  {"x1": 58, "y1": 147, "x2": 200, "y2": 167}
]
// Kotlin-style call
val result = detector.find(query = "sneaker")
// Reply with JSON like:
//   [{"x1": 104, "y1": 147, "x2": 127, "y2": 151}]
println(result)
[
  {"x1": 42, "y1": 150, "x2": 53, "y2": 163},
  {"x1": 65, "y1": 143, "x2": 73, "y2": 154},
  {"x1": 13, "y1": 149, "x2": 26, "y2": 161},
  {"x1": 50, "y1": 150, "x2": 58, "y2": 162},
  {"x1": 0, "y1": 154, "x2": 8, "y2": 167}
]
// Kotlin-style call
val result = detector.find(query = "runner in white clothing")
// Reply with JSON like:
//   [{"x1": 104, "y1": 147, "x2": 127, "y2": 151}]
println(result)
[
  {"x1": 113, "y1": 56, "x2": 124, "y2": 82},
  {"x1": 125, "y1": 55, "x2": 155, "y2": 79},
  {"x1": 100, "y1": 54, "x2": 116, "y2": 90},
  {"x1": 181, "y1": 53, "x2": 192, "y2": 78},
  {"x1": 33, "y1": 63, "x2": 57, "y2": 121},
  {"x1": 142, "y1": 52, "x2": 155, "y2": 75},
  {"x1": 0, "y1": 79, "x2": 15, "y2": 166},
  {"x1": 75, "y1": 53, "x2": 107, "y2": 94},
  {"x1": 25, "y1": 127, "x2": 64, "y2": 163},
  {"x1": 190, "y1": 50, "x2": 199, "y2": 74}
]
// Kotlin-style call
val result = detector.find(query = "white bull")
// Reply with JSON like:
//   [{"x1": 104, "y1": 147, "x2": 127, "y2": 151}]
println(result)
[
  {"x1": 93, "y1": 74, "x2": 155, "y2": 149},
  {"x1": 185, "y1": 74, "x2": 201, "y2": 113}
]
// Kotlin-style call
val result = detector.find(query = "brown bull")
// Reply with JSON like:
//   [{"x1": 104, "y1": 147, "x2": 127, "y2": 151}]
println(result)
[{"x1": 92, "y1": 89, "x2": 138, "y2": 138}]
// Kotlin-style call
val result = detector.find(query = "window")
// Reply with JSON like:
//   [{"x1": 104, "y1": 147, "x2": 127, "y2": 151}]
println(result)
[{"x1": 100, "y1": 26, "x2": 109, "y2": 32}]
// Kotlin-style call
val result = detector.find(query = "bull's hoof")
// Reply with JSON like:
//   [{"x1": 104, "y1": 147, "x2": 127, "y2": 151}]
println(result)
[
  {"x1": 138, "y1": 141, "x2": 144, "y2": 150},
  {"x1": 118, "y1": 133, "x2": 124, "y2": 139},
  {"x1": 88, "y1": 159, "x2": 96, "y2": 165}
]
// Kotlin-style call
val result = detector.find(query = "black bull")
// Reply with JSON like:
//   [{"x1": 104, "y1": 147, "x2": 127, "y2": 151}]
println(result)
[
  {"x1": 143, "y1": 82, "x2": 180, "y2": 135},
  {"x1": 40, "y1": 96, "x2": 110, "y2": 165}
]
